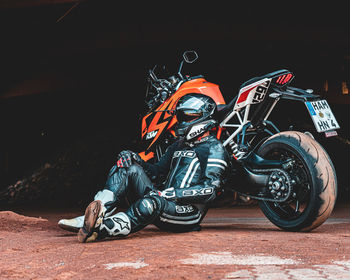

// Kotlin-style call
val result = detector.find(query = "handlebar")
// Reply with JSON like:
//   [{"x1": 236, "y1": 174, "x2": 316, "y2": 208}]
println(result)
[{"x1": 145, "y1": 51, "x2": 199, "y2": 110}]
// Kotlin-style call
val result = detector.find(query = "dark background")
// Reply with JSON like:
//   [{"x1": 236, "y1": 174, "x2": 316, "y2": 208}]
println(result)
[{"x1": 0, "y1": 1, "x2": 349, "y2": 207}]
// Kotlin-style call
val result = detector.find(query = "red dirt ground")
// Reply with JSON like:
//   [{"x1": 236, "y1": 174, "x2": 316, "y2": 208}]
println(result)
[{"x1": 0, "y1": 203, "x2": 350, "y2": 280}]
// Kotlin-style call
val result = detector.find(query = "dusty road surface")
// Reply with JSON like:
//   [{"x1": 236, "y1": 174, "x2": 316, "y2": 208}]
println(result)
[{"x1": 0, "y1": 203, "x2": 350, "y2": 280}]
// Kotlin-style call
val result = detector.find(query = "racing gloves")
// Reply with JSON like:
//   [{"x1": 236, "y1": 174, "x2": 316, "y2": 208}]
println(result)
[{"x1": 116, "y1": 150, "x2": 143, "y2": 168}]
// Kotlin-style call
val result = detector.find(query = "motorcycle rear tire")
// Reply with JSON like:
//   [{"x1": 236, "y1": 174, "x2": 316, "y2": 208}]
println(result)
[{"x1": 257, "y1": 131, "x2": 337, "y2": 232}]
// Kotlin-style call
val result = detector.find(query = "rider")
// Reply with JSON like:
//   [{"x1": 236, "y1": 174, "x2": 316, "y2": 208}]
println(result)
[{"x1": 59, "y1": 94, "x2": 229, "y2": 242}]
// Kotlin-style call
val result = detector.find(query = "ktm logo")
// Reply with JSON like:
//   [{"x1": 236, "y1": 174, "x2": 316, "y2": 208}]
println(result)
[
  {"x1": 146, "y1": 130, "x2": 158, "y2": 140},
  {"x1": 144, "y1": 103, "x2": 173, "y2": 149}
]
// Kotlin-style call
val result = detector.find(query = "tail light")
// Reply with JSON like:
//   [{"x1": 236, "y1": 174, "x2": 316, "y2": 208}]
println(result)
[{"x1": 275, "y1": 73, "x2": 294, "y2": 85}]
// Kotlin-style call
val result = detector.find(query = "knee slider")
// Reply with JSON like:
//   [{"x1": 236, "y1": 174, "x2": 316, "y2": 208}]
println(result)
[
  {"x1": 145, "y1": 193, "x2": 166, "y2": 212},
  {"x1": 133, "y1": 196, "x2": 164, "y2": 223},
  {"x1": 137, "y1": 198, "x2": 157, "y2": 218}
]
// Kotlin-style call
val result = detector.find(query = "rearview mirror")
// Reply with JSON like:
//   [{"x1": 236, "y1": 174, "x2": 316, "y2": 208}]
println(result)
[{"x1": 183, "y1": 50, "x2": 198, "y2": 64}]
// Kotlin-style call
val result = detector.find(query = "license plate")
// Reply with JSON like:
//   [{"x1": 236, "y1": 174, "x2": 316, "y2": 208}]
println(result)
[{"x1": 305, "y1": 100, "x2": 340, "y2": 133}]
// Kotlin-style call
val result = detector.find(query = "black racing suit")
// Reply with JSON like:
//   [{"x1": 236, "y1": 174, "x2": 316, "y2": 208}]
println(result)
[{"x1": 104, "y1": 135, "x2": 229, "y2": 233}]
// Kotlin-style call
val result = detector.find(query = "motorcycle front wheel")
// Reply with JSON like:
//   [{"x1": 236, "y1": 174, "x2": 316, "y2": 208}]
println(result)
[{"x1": 257, "y1": 131, "x2": 337, "y2": 232}]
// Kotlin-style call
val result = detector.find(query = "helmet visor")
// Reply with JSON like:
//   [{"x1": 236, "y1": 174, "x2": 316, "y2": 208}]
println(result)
[
  {"x1": 176, "y1": 109, "x2": 203, "y2": 123},
  {"x1": 177, "y1": 97, "x2": 205, "y2": 111}
]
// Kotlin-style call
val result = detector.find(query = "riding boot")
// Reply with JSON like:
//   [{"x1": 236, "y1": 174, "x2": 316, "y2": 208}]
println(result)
[
  {"x1": 78, "y1": 200, "x2": 131, "y2": 243},
  {"x1": 77, "y1": 193, "x2": 166, "y2": 242},
  {"x1": 58, "y1": 189, "x2": 116, "y2": 232}
]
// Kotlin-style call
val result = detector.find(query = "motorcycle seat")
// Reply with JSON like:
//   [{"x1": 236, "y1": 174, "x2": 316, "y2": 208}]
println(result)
[
  {"x1": 216, "y1": 69, "x2": 292, "y2": 122},
  {"x1": 240, "y1": 69, "x2": 291, "y2": 88},
  {"x1": 217, "y1": 95, "x2": 238, "y2": 122}
]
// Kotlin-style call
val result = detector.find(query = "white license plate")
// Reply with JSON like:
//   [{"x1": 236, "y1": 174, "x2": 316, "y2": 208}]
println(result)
[{"x1": 305, "y1": 100, "x2": 340, "y2": 133}]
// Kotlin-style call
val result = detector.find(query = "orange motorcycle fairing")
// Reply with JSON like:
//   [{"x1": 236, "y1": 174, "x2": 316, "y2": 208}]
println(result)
[{"x1": 139, "y1": 78, "x2": 226, "y2": 161}]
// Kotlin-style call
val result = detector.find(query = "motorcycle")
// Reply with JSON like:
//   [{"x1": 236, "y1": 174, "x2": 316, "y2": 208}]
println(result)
[{"x1": 138, "y1": 50, "x2": 339, "y2": 232}]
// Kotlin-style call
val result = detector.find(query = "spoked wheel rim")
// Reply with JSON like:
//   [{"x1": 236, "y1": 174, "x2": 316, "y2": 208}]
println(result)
[{"x1": 262, "y1": 147, "x2": 312, "y2": 221}]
